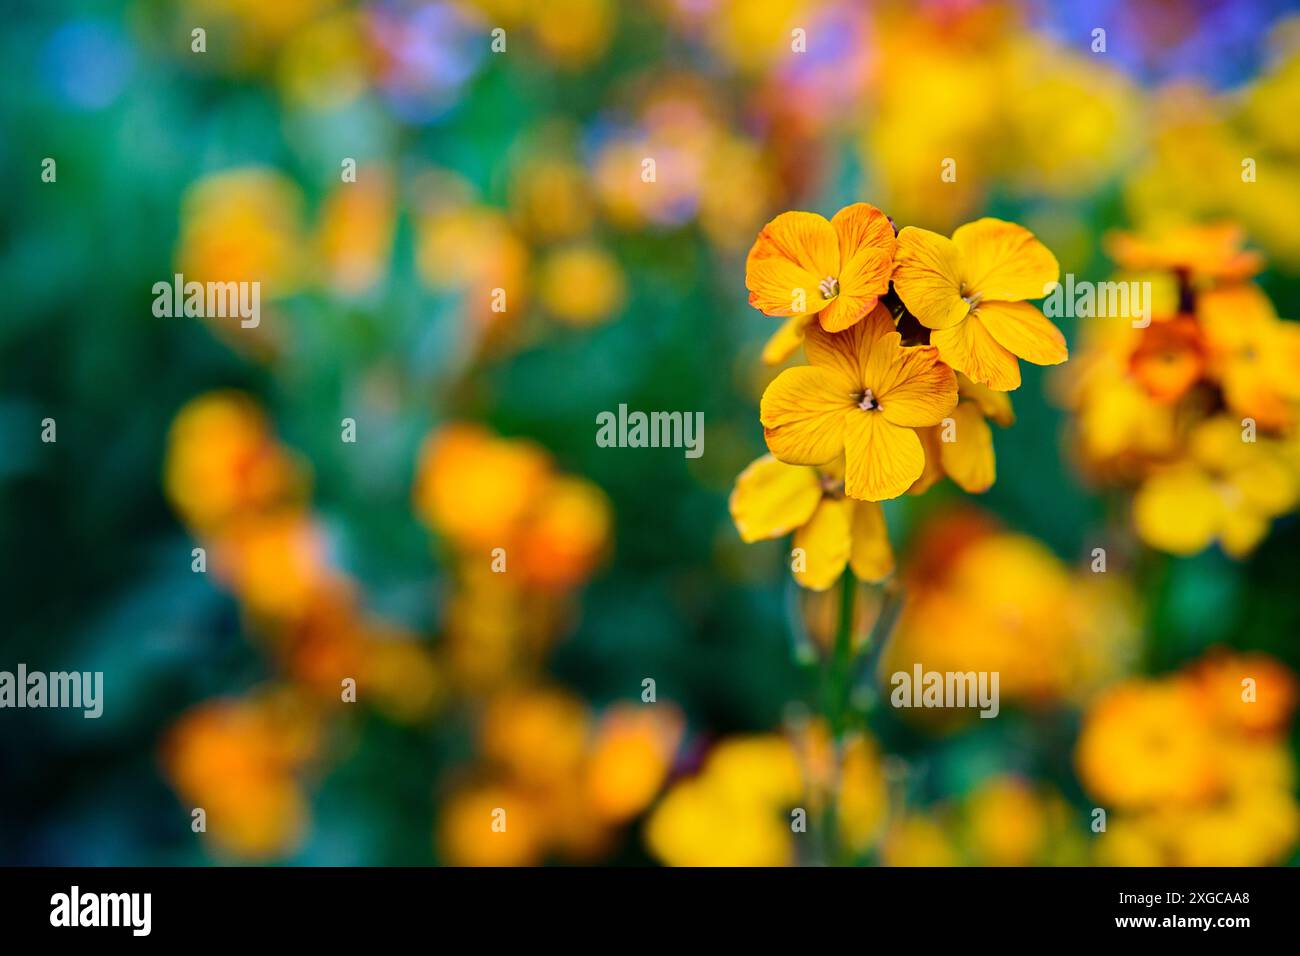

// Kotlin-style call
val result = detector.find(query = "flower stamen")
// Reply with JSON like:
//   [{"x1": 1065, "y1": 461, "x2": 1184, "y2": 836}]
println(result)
[
  {"x1": 818, "y1": 275, "x2": 840, "y2": 299},
  {"x1": 858, "y1": 388, "x2": 880, "y2": 411}
]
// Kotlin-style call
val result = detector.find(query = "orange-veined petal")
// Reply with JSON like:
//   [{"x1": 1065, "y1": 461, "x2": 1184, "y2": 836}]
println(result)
[
  {"x1": 952, "y1": 218, "x2": 1059, "y2": 302},
  {"x1": 893, "y1": 227, "x2": 969, "y2": 330},
  {"x1": 746, "y1": 212, "x2": 839, "y2": 317},
  {"x1": 821, "y1": 204, "x2": 896, "y2": 332},
  {"x1": 760, "y1": 366, "x2": 853, "y2": 466},
  {"x1": 842, "y1": 411, "x2": 925, "y2": 501},
  {"x1": 974, "y1": 300, "x2": 1068, "y2": 367},
  {"x1": 931, "y1": 316, "x2": 1022, "y2": 391},
  {"x1": 875, "y1": 345, "x2": 958, "y2": 428},
  {"x1": 938, "y1": 401, "x2": 996, "y2": 493},
  {"x1": 804, "y1": 304, "x2": 893, "y2": 392}
]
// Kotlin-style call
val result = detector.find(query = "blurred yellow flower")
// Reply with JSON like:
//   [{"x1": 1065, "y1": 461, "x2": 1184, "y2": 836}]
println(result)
[
  {"x1": 645, "y1": 734, "x2": 802, "y2": 867},
  {"x1": 893, "y1": 218, "x2": 1065, "y2": 391},
  {"x1": 536, "y1": 244, "x2": 626, "y2": 327},
  {"x1": 760, "y1": 306, "x2": 958, "y2": 500},
  {"x1": 413, "y1": 423, "x2": 553, "y2": 553},
  {"x1": 1133, "y1": 416, "x2": 1298, "y2": 557},
  {"x1": 176, "y1": 168, "x2": 306, "y2": 300}
]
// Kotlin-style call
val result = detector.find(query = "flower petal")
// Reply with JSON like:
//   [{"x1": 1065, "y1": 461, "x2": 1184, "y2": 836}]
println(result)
[
  {"x1": 938, "y1": 401, "x2": 996, "y2": 493},
  {"x1": 805, "y1": 303, "x2": 894, "y2": 392},
  {"x1": 956, "y1": 373, "x2": 1015, "y2": 427},
  {"x1": 849, "y1": 500, "x2": 895, "y2": 582},
  {"x1": 1133, "y1": 466, "x2": 1221, "y2": 556},
  {"x1": 820, "y1": 204, "x2": 896, "y2": 332},
  {"x1": 876, "y1": 345, "x2": 958, "y2": 428},
  {"x1": 793, "y1": 498, "x2": 852, "y2": 590},
  {"x1": 974, "y1": 300, "x2": 1068, "y2": 367},
  {"x1": 907, "y1": 426, "x2": 945, "y2": 495},
  {"x1": 761, "y1": 313, "x2": 815, "y2": 365},
  {"x1": 952, "y1": 218, "x2": 1059, "y2": 302},
  {"x1": 746, "y1": 212, "x2": 839, "y2": 317},
  {"x1": 843, "y1": 411, "x2": 925, "y2": 501},
  {"x1": 892, "y1": 227, "x2": 969, "y2": 330},
  {"x1": 931, "y1": 317, "x2": 1022, "y2": 391},
  {"x1": 729, "y1": 454, "x2": 823, "y2": 543},
  {"x1": 760, "y1": 366, "x2": 853, "y2": 466}
]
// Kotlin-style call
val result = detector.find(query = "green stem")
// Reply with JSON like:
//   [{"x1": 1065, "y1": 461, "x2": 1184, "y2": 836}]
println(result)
[
  {"x1": 829, "y1": 569, "x2": 857, "y2": 740},
  {"x1": 820, "y1": 569, "x2": 857, "y2": 866}
]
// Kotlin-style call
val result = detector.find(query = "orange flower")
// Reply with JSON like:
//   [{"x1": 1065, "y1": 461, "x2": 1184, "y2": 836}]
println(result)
[
  {"x1": 1104, "y1": 222, "x2": 1263, "y2": 284},
  {"x1": 759, "y1": 305, "x2": 957, "y2": 500},
  {"x1": 892, "y1": 218, "x2": 1065, "y2": 390},
  {"x1": 746, "y1": 203, "x2": 897, "y2": 360}
]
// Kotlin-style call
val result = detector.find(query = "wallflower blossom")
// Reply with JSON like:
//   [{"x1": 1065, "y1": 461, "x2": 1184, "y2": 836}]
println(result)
[
  {"x1": 1076, "y1": 652, "x2": 1300, "y2": 866},
  {"x1": 1133, "y1": 416, "x2": 1298, "y2": 557},
  {"x1": 745, "y1": 204, "x2": 896, "y2": 353},
  {"x1": 728, "y1": 453, "x2": 893, "y2": 590},
  {"x1": 759, "y1": 305, "x2": 958, "y2": 500},
  {"x1": 892, "y1": 218, "x2": 1065, "y2": 390}
]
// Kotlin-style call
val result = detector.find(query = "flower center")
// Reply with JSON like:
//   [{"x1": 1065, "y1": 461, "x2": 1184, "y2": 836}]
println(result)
[
  {"x1": 961, "y1": 287, "x2": 982, "y2": 311},
  {"x1": 818, "y1": 275, "x2": 840, "y2": 299},
  {"x1": 857, "y1": 388, "x2": 880, "y2": 411}
]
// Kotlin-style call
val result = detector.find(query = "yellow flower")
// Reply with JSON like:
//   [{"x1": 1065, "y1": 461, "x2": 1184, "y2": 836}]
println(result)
[
  {"x1": 728, "y1": 454, "x2": 893, "y2": 590},
  {"x1": 911, "y1": 373, "x2": 1014, "y2": 494},
  {"x1": 1133, "y1": 416, "x2": 1299, "y2": 557},
  {"x1": 536, "y1": 244, "x2": 626, "y2": 327},
  {"x1": 892, "y1": 218, "x2": 1065, "y2": 390},
  {"x1": 759, "y1": 305, "x2": 958, "y2": 501},
  {"x1": 745, "y1": 203, "x2": 897, "y2": 360},
  {"x1": 645, "y1": 734, "x2": 803, "y2": 867},
  {"x1": 176, "y1": 167, "x2": 306, "y2": 300}
]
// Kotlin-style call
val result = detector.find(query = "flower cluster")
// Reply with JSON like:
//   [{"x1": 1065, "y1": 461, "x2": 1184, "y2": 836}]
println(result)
[
  {"x1": 731, "y1": 203, "x2": 1066, "y2": 588},
  {"x1": 412, "y1": 422, "x2": 612, "y2": 691},
  {"x1": 646, "y1": 723, "x2": 887, "y2": 866},
  {"x1": 440, "y1": 688, "x2": 682, "y2": 865},
  {"x1": 1058, "y1": 223, "x2": 1300, "y2": 557},
  {"x1": 1076, "y1": 650, "x2": 1299, "y2": 865}
]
